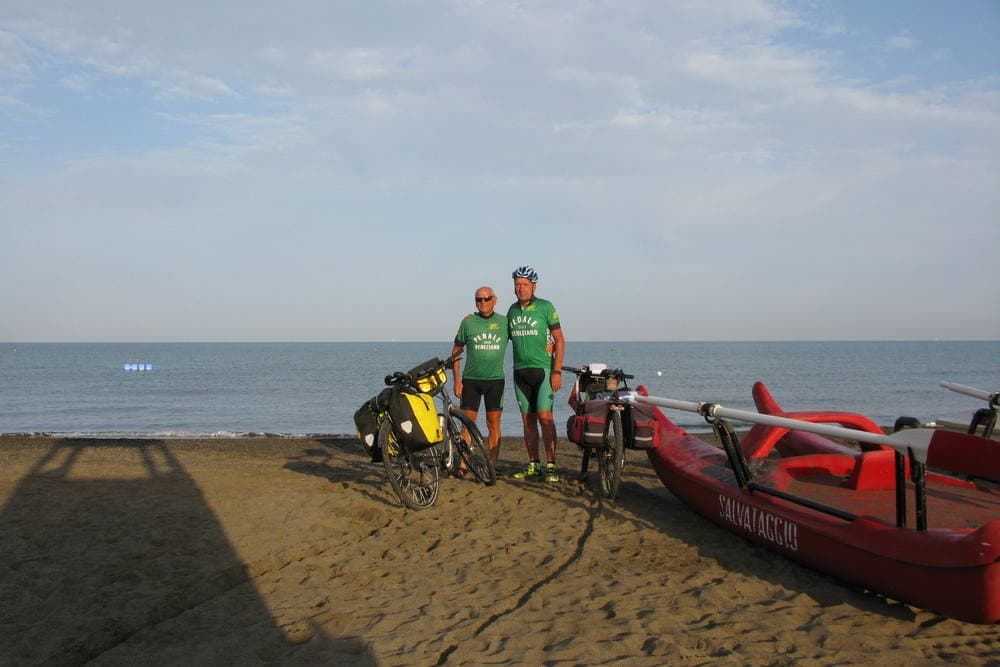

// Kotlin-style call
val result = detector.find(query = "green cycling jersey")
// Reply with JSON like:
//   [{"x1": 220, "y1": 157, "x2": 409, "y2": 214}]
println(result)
[
  {"x1": 454, "y1": 312, "x2": 508, "y2": 380},
  {"x1": 507, "y1": 297, "x2": 560, "y2": 370}
]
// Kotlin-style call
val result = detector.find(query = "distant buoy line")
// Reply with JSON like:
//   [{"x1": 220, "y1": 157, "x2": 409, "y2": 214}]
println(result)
[{"x1": 123, "y1": 363, "x2": 154, "y2": 372}]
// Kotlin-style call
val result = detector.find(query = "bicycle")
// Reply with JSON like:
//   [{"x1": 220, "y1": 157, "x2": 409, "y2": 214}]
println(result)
[
  {"x1": 562, "y1": 364, "x2": 637, "y2": 499},
  {"x1": 377, "y1": 354, "x2": 496, "y2": 510}
]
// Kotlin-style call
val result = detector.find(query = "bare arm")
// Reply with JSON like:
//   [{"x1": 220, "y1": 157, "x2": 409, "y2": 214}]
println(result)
[
  {"x1": 450, "y1": 342, "x2": 464, "y2": 396},
  {"x1": 550, "y1": 327, "x2": 565, "y2": 392}
]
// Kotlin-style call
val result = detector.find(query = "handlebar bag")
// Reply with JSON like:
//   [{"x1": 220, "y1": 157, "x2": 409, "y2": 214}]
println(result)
[
  {"x1": 407, "y1": 357, "x2": 447, "y2": 394},
  {"x1": 388, "y1": 388, "x2": 444, "y2": 450},
  {"x1": 571, "y1": 372, "x2": 604, "y2": 396}
]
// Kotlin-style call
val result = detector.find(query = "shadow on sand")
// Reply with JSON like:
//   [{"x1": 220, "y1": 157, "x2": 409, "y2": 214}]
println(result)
[{"x1": 0, "y1": 438, "x2": 376, "y2": 664}]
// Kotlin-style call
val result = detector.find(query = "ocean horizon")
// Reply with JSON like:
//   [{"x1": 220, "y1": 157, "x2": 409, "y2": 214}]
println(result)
[{"x1": 2, "y1": 340, "x2": 997, "y2": 438}]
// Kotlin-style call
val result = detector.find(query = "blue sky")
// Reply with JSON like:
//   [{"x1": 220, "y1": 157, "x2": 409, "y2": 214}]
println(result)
[{"x1": 1, "y1": 1, "x2": 998, "y2": 342}]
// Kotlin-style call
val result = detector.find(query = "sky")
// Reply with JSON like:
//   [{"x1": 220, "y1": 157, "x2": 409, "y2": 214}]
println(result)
[{"x1": 1, "y1": 0, "x2": 998, "y2": 342}]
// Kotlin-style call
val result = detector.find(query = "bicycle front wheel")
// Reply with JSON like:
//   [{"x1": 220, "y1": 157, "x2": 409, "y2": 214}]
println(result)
[
  {"x1": 448, "y1": 407, "x2": 496, "y2": 486},
  {"x1": 380, "y1": 419, "x2": 440, "y2": 510},
  {"x1": 599, "y1": 409, "x2": 625, "y2": 499}
]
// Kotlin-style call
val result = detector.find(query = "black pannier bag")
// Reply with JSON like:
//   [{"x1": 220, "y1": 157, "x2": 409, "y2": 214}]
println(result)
[
  {"x1": 625, "y1": 399, "x2": 661, "y2": 450},
  {"x1": 354, "y1": 388, "x2": 392, "y2": 462},
  {"x1": 353, "y1": 399, "x2": 380, "y2": 461}
]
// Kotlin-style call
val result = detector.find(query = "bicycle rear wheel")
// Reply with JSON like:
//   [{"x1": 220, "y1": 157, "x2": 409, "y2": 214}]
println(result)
[
  {"x1": 599, "y1": 409, "x2": 625, "y2": 499},
  {"x1": 448, "y1": 407, "x2": 496, "y2": 486},
  {"x1": 380, "y1": 419, "x2": 440, "y2": 509}
]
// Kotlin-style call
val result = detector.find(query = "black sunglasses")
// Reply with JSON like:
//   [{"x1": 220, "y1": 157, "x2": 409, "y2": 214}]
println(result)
[{"x1": 475, "y1": 296, "x2": 494, "y2": 303}]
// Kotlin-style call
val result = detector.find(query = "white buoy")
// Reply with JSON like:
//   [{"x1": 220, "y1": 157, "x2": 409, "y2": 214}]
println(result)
[{"x1": 124, "y1": 362, "x2": 154, "y2": 372}]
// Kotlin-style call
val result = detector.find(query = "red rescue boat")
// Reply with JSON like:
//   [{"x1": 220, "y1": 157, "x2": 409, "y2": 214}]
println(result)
[{"x1": 637, "y1": 382, "x2": 1000, "y2": 624}]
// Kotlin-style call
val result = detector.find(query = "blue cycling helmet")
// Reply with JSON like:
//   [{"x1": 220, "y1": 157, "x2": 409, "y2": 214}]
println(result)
[{"x1": 512, "y1": 265, "x2": 539, "y2": 283}]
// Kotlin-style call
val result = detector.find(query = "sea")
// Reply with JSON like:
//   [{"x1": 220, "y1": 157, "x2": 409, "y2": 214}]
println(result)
[{"x1": 1, "y1": 341, "x2": 997, "y2": 438}]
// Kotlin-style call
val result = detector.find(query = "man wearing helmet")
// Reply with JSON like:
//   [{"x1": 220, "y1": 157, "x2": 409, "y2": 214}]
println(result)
[{"x1": 507, "y1": 266, "x2": 565, "y2": 483}]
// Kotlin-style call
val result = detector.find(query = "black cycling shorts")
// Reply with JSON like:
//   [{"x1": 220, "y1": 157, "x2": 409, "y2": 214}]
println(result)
[
  {"x1": 459, "y1": 378, "x2": 505, "y2": 412},
  {"x1": 513, "y1": 367, "x2": 554, "y2": 413}
]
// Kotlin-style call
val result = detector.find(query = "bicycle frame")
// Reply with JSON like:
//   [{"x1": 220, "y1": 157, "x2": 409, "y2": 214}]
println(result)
[{"x1": 426, "y1": 382, "x2": 465, "y2": 474}]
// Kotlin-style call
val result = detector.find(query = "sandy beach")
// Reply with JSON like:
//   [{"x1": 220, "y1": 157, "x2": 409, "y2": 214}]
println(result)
[{"x1": 1, "y1": 433, "x2": 996, "y2": 665}]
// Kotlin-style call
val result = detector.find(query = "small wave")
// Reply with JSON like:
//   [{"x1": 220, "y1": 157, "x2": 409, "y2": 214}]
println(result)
[{"x1": 0, "y1": 431, "x2": 356, "y2": 440}]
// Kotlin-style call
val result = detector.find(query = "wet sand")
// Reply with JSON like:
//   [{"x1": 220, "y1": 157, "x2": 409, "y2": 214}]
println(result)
[{"x1": 0, "y1": 434, "x2": 996, "y2": 665}]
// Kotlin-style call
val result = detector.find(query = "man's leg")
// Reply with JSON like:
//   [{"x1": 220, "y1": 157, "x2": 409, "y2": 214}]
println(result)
[
  {"x1": 521, "y1": 412, "x2": 540, "y2": 461},
  {"x1": 538, "y1": 410, "x2": 557, "y2": 463},
  {"x1": 451, "y1": 408, "x2": 479, "y2": 476},
  {"x1": 461, "y1": 408, "x2": 479, "y2": 427},
  {"x1": 535, "y1": 367, "x2": 558, "y2": 482},
  {"x1": 513, "y1": 370, "x2": 543, "y2": 479},
  {"x1": 485, "y1": 409, "x2": 502, "y2": 467}
]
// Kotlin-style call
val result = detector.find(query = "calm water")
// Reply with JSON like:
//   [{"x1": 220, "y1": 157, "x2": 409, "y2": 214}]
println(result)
[{"x1": 1, "y1": 341, "x2": 997, "y2": 437}]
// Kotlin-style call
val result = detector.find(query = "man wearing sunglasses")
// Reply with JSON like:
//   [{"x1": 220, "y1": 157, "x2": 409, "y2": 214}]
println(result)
[{"x1": 450, "y1": 286, "x2": 509, "y2": 469}]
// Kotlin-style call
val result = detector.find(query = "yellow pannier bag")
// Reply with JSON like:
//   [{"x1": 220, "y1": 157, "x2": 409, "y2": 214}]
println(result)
[{"x1": 388, "y1": 389, "x2": 444, "y2": 450}]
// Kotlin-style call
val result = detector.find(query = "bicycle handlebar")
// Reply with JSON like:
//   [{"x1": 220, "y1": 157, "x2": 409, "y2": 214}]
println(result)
[
  {"x1": 383, "y1": 354, "x2": 464, "y2": 387},
  {"x1": 384, "y1": 371, "x2": 409, "y2": 386},
  {"x1": 561, "y1": 365, "x2": 634, "y2": 380}
]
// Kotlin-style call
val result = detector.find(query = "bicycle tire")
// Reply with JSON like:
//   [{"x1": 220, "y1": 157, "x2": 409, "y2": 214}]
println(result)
[
  {"x1": 379, "y1": 419, "x2": 440, "y2": 510},
  {"x1": 599, "y1": 409, "x2": 625, "y2": 499},
  {"x1": 448, "y1": 407, "x2": 496, "y2": 486}
]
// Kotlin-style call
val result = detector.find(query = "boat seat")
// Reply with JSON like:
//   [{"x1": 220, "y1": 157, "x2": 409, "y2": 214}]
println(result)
[{"x1": 742, "y1": 381, "x2": 890, "y2": 460}]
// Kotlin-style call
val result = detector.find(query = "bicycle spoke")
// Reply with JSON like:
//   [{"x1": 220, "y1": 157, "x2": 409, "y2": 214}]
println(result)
[{"x1": 380, "y1": 420, "x2": 440, "y2": 509}]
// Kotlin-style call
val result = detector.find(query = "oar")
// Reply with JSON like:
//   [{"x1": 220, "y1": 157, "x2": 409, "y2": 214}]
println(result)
[
  {"x1": 941, "y1": 381, "x2": 999, "y2": 407},
  {"x1": 631, "y1": 393, "x2": 1000, "y2": 480}
]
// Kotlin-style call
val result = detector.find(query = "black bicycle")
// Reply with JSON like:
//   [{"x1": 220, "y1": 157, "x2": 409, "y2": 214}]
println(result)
[
  {"x1": 563, "y1": 364, "x2": 635, "y2": 499},
  {"x1": 379, "y1": 354, "x2": 495, "y2": 509}
]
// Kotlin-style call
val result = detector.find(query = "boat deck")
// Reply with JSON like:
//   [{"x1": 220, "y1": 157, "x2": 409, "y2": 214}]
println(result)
[{"x1": 755, "y1": 455, "x2": 1000, "y2": 530}]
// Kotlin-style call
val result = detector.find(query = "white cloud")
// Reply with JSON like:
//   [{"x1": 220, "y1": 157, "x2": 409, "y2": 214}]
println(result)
[
  {"x1": 58, "y1": 72, "x2": 92, "y2": 92},
  {"x1": 683, "y1": 47, "x2": 827, "y2": 93},
  {"x1": 0, "y1": 94, "x2": 27, "y2": 111},
  {"x1": 885, "y1": 32, "x2": 919, "y2": 51},
  {"x1": 820, "y1": 83, "x2": 1000, "y2": 130},
  {"x1": 0, "y1": 28, "x2": 32, "y2": 79},
  {"x1": 154, "y1": 69, "x2": 239, "y2": 101},
  {"x1": 819, "y1": 19, "x2": 847, "y2": 39},
  {"x1": 548, "y1": 66, "x2": 641, "y2": 104},
  {"x1": 337, "y1": 48, "x2": 394, "y2": 80}
]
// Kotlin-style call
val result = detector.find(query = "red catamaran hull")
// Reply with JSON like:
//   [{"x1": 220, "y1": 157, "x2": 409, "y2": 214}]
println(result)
[{"x1": 643, "y1": 388, "x2": 1000, "y2": 624}]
